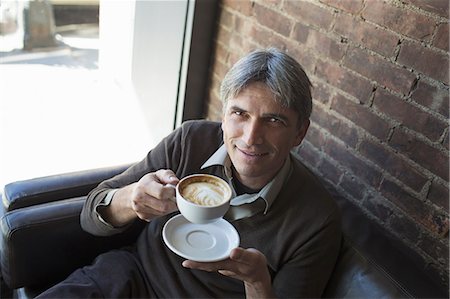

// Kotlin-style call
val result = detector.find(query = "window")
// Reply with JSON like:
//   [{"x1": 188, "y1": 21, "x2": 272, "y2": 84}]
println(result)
[{"x1": 0, "y1": 0, "x2": 197, "y2": 187}]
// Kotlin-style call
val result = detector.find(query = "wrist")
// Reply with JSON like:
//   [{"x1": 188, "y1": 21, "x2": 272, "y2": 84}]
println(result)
[
  {"x1": 244, "y1": 279, "x2": 275, "y2": 299},
  {"x1": 100, "y1": 185, "x2": 137, "y2": 227}
]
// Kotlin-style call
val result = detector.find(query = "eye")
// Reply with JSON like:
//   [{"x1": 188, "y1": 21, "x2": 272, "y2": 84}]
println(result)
[
  {"x1": 267, "y1": 116, "x2": 287, "y2": 127},
  {"x1": 231, "y1": 109, "x2": 246, "y2": 118},
  {"x1": 269, "y1": 117, "x2": 281, "y2": 123}
]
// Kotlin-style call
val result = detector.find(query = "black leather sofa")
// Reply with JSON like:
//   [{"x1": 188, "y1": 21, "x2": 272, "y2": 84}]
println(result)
[{"x1": 1, "y1": 164, "x2": 448, "y2": 298}]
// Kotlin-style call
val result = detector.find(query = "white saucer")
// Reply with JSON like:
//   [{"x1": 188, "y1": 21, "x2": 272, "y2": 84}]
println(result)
[{"x1": 162, "y1": 214, "x2": 240, "y2": 262}]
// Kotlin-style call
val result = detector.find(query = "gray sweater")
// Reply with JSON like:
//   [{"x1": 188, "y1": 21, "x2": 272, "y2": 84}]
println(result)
[{"x1": 81, "y1": 120, "x2": 342, "y2": 298}]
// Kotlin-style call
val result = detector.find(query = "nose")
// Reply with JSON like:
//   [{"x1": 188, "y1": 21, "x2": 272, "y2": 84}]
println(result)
[{"x1": 242, "y1": 119, "x2": 264, "y2": 146}]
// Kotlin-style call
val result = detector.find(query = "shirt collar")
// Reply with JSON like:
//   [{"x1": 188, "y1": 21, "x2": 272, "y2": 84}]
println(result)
[
  {"x1": 201, "y1": 144, "x2": 232, "y2": 177},
  {"x1": 201, "y1": 145, "x2": 292, "y2": 214}
]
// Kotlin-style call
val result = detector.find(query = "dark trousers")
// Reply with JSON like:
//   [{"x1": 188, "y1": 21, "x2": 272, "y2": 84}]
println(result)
[{"x1": 36, "y1": 250, "x2": 153, "y2": 298}]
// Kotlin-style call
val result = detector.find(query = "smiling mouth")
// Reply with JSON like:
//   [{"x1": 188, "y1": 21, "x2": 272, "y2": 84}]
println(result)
[{"x1": 237, "y1": 148, "x2": 268, "y2": 157}]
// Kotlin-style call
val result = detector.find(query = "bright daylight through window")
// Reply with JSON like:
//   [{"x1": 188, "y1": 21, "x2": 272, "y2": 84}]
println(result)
[{"x1": 0, "y1": 0, "x2": 190, "y2": 188}]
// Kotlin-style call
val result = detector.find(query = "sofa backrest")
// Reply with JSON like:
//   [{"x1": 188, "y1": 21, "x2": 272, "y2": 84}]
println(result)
[
  {"x1": 1, "y1": 166, "x2": 448, "y2": 298},
  {"x1": 323, "y1": 237, "x2": 410, "y2": 298}
]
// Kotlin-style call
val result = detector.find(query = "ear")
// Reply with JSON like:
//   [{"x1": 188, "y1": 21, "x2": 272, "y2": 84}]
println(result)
[{"x1": 293, "y1": 119, "x2": 310, "y2": 146}]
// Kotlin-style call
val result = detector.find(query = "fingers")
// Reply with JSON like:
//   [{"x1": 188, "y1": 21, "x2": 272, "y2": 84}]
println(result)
[
  {"x1": 130, "y1": 169, "x2": 179, "y2": 220},
  {"x1": 141, "y1": 170, "x2": 179, "y2": 200},
  {"x1": 230, "y1": 247, "x2": 266, "y2": 265},
  {"x1": 155, "y1": 169, "x2": 179, "y2": 186},
  {"x1": 182, "y1": 248, "x2": 269, "y2": 284},
  {"x1": 181, "y1": 248, "x2": 255, "y2": 272},
  {"x1": 182, "y1": 258, "x2": 246, "y2": 282}
]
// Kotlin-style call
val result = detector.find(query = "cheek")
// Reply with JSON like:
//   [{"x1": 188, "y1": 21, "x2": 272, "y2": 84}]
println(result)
[{"x1": 222, "y1": 118, "x2": 241, "y2": 138}]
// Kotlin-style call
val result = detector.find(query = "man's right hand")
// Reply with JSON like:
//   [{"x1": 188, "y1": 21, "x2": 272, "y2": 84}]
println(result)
[{"x1": 99, "y1": 169, "x2": 179, "y2": 227}]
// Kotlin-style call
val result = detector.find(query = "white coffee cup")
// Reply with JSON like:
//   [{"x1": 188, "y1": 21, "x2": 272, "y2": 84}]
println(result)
[{"x1": 176, "y1": 174, "x2": 232, "y2": 224}]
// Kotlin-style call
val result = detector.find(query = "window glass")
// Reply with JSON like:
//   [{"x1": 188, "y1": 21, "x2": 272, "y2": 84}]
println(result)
[{"x1": 0, "y1": 0, "x2": 187, "y2": 187}]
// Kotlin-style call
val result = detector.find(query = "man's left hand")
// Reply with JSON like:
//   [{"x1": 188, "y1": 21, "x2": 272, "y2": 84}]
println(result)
[{"x1": 182, "y1": 247, "x2": 276, "y2": 299}]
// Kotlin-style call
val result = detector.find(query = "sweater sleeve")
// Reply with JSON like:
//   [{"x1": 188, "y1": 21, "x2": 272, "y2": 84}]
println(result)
[
  {"x1": 80, "y1": 124, "x2": 185, "y2": 236},
  {"x1": 80, "y1": 120, "x2": 223, "y2": 236}
]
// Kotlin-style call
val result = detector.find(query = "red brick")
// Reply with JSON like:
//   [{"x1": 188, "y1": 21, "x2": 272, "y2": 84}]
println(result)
[
  {"x1": 411, "y1": 80, "x2": 449, "y2": 118},
  {"x1": 343, "y1": 47, "x2": 416, "y2": 95},
  {"x1": 285, "y1": 43, "x2": 316, "y2": 75},
  {"x1": 333, "y1": 12, "x2": 399, "y2": 57},
  {"x1": 389, "y1": 128, "x2": 449, "y2": 181},
  {"x1": 320, "y1": 0, "x2": 364, "y2": 14},
  {"x1": 219, "y1": 8, "x2": 235, "y2": 30},
  {"x1": 234, "y1": 15, "x2": 251, "y2": 36},
  {"x1": 292, "y1": 21, "x2": 310, "y2": 44},
  {"x1": 213, "y1": 43, "x2": 229, "y2": 65},
  {"x1": 398, "y1": 40, "x2": 449, "y2": 85},
  {"x1": 388, "y1": 213, "x2": 422, "y2": 241},
  {"x1": 250, "y1": 24, "x2": 288, "y2": 50},
  {"x1": 318, "y1": 158, "x2": 343, "y2": 185},
  {"x1": 305, "y1": 29, "x2": 347, "y2": 62},
  {"x1": 428, "y1": 181, "x2": 449, "y2": 210},
  {"x1": 418, "y1": 233, "x2": 449, "y2": 267},
  {"x1": 253, "y1": 3, "x2": 292, "y2": 37},
  {"x1": 295, "y1": 139, "x2": 322, "y2": 168},
  {"x1": 205, "y1": 90, "x2": 222, "y2": 121},
  {"x1": 258, "y1": 0, "x2": 283, "y2": 8},
  {"x1": 207, "y1": 75, "x2": 222, "y2": 100},
  {"x1": 315, "y1": 59, "x2": 373, "y2": 102},
  {"x1": 443, "y1": 130, "x2": 449, "y2": 150},
  {"x1": 229, "y1": 34, "x2": 244, "y2": 53},
  {"x1": 293, "y1": 25, "x2": 346, "y2": 62},
  {"x1": 323, "y1": 137, "x2": 383, "y2": 186},
  {"x1": 304, "y1": 124, "x2": 327, "y2": 149},
  {"x1": 380, "y1": 179, "x2": 449, "y2": 236},
  {"x1": 208, "y1": 97, "x2": 223, "y2": 115},
  {"x1": 227, "y1": 50, "x2": 241, "y2": 66},
  {"x1": 311, "y1": 79, "x2": 333, "y2": 105},
  {"x1": 362, "y1": 0, "x2": 435, "y2": 41},
  {"x1": 216, "y1": 25, "x2": 232, "y2": 48},
  {"x1": 283, "y1": 0, "x2": 335, "y2": 30},
  {"x1": 433, "y1": 23, "x2": 449, "y2": 52},
  {"x1": 359, "y1": 139, "x2": 429, "y2": 192},
  {"x1": 211, "y1": 59, "x2": 229, "y2": 81},
  {"x1": 311, "y1": 104, "x2": 359, "y2": 148},
  {"x1": 403, "y1": 0, "x2": 449, "y2": 18},
  {"x1": 340, "y1": 174, "x2": 367, "y2": 200},
  {"x1": 363, "y1": 195, "x2": 395, "y2": 223},
  {"x1": 331, "y1": 93, "x2": 391, "y2": 140},
  {"x1": 222, "y1": 0, "x2": 254, "y2": 16},
  {"x1": 373, "y1": 89, "x2": 447, "y2": 142}
]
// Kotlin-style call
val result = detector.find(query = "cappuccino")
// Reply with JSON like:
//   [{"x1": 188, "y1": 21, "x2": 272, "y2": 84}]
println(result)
[
  {"x1": 180, "y1": 178, "x2": 228, "y2": 206},
  {"x1": 177, "y1": 174, "x2": 232, "y2": 224}
]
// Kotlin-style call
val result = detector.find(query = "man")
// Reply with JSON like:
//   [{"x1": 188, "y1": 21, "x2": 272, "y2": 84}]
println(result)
[{"x1": 38, "y1": 48, "x2": 342, "y2": 298}]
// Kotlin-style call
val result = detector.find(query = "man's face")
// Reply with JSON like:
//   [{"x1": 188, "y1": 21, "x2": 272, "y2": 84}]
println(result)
[{"x1": 222, "y1": 82, "x2": 309, "y2": 189}]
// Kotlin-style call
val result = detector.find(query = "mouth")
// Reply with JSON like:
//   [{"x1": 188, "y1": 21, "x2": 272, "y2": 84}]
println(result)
[{"x1": 236, "y1": 147, "x2": 268, "y2": 158}]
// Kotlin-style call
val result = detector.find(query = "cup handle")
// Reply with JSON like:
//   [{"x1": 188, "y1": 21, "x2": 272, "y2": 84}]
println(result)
[{"x1": 165, "y1": 183, "x2": 177, "y2": 202}]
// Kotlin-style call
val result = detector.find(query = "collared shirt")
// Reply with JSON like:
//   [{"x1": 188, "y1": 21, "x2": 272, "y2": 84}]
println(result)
[
  {"x1": 97, "y1": 145, "x2": 292, "y2": 225},
  {"x1": 201, "y1": 144, "x2": 292, "y2": 214}
]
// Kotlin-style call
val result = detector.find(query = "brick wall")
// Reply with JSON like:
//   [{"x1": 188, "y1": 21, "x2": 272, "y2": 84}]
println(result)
[{"x1": 204, "y1": 0, "x2": 449, "y2": 288}]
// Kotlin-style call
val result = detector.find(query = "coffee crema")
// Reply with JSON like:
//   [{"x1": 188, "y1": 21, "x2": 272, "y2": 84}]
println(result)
[{"x1": 180, "y1": 181, "x2": 227, "y2": 206}]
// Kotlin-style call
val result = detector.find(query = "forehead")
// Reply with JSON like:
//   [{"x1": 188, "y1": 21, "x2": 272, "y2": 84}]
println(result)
[{"x1": 226, "y1": 82, "x2": 297, "y2": 116}]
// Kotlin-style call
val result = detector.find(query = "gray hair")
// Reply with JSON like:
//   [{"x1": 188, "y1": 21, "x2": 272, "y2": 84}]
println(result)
[{"x1": 220, "y1": 48, "x2": 312, "y2": 124}]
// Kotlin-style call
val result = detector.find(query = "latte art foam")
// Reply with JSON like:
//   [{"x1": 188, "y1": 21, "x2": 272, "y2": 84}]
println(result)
[{"x1": 182, "y1": 182, "x2": 225, "y2": 206}]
